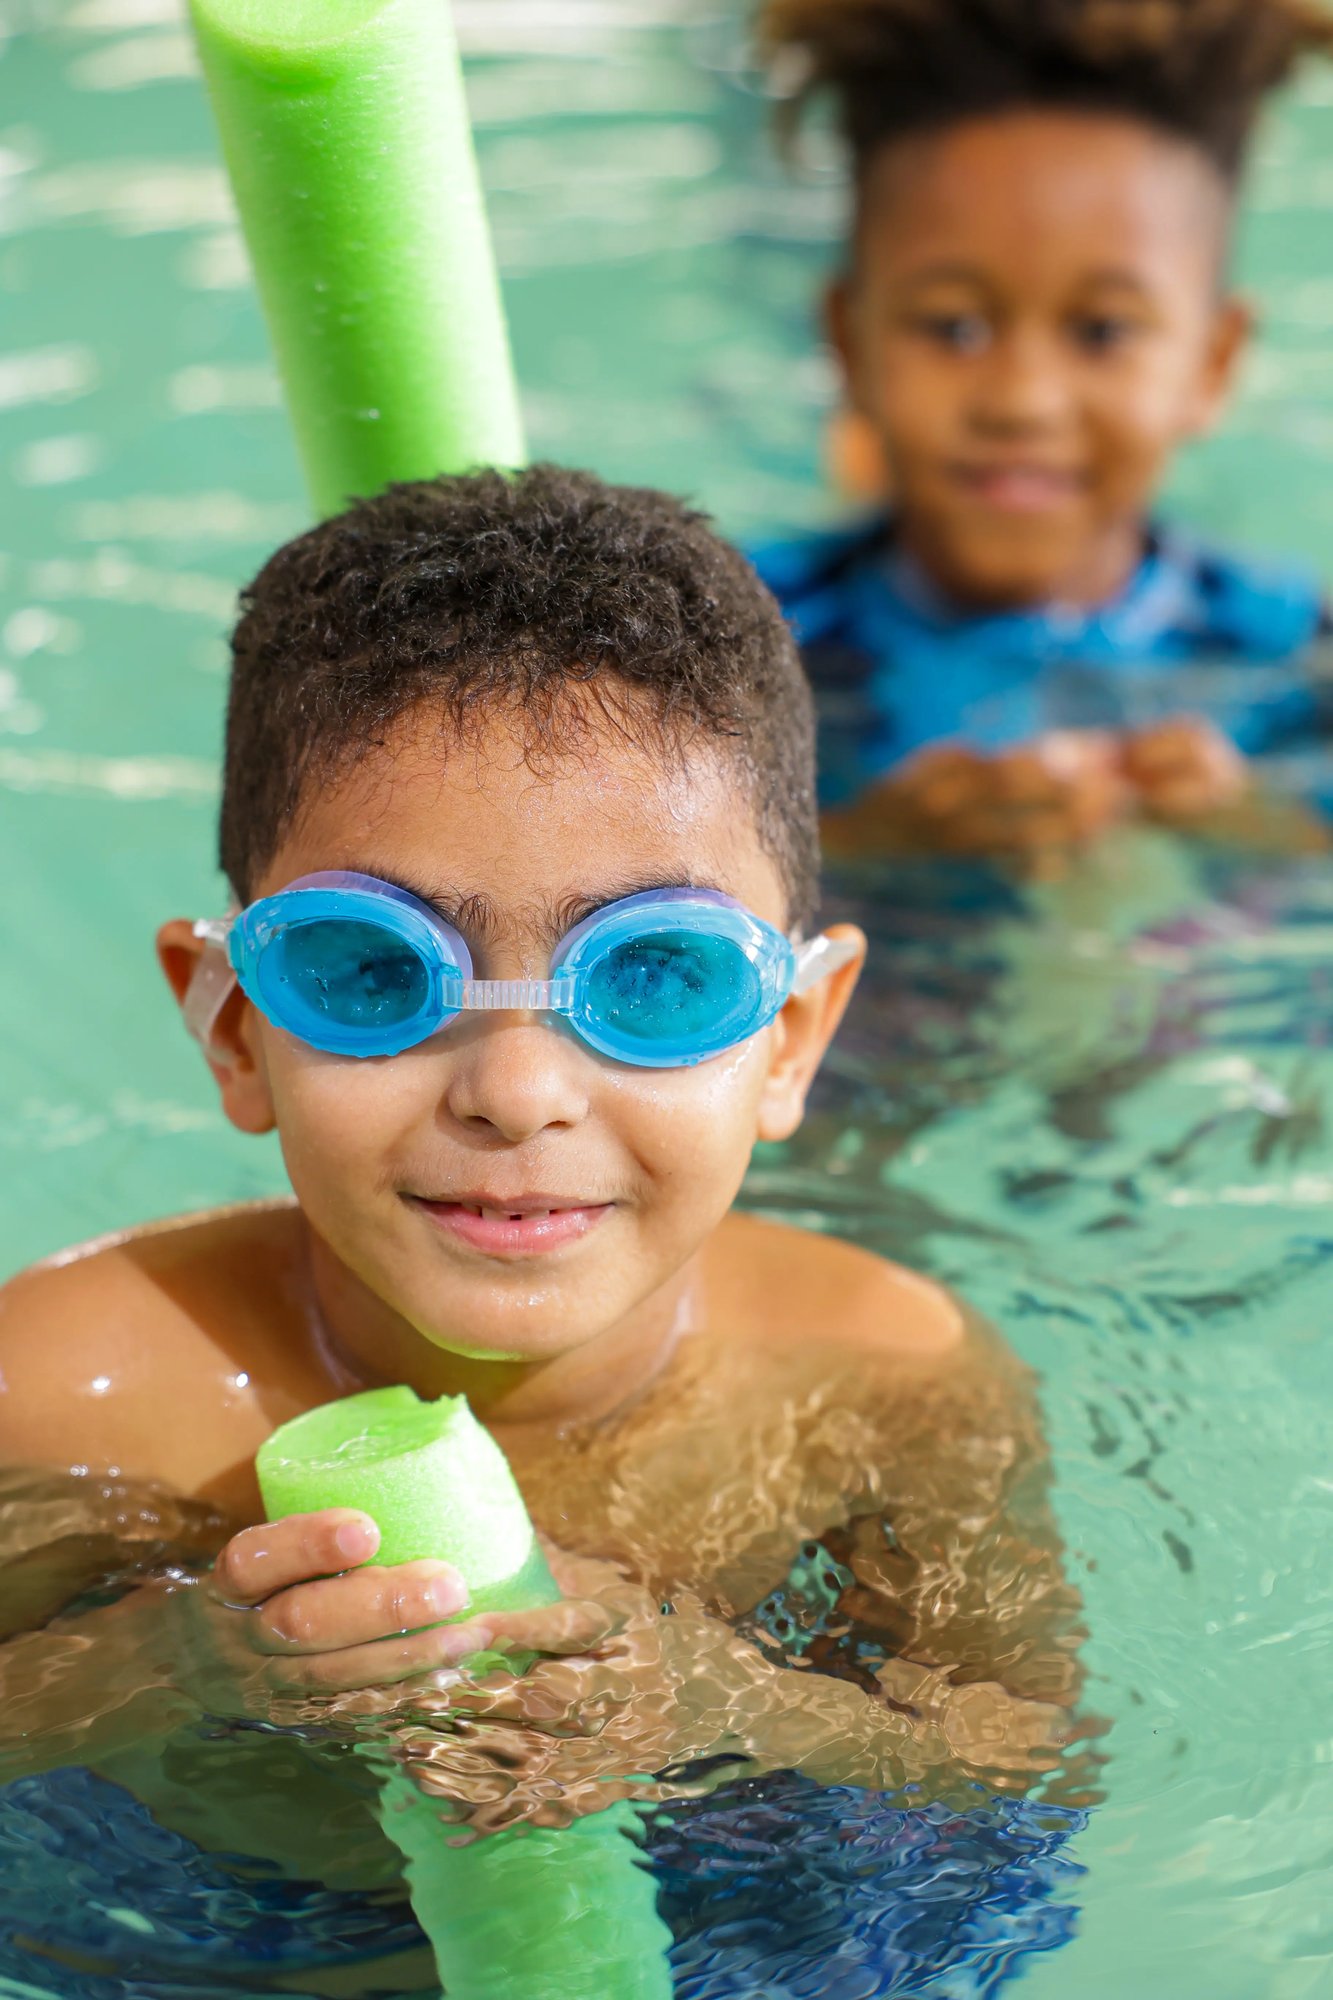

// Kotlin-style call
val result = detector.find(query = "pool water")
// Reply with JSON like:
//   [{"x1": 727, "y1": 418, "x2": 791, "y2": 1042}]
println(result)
[{"x1": 2, "y1": 4, "x2": 1333, "y2": 1997}]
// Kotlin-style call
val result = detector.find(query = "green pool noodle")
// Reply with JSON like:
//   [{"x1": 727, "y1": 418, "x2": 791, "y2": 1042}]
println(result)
[
  {"x1": 381, "y1": 1780, "x2": 674, "y2": 2000},
  {"x1": 256, "y1": 1384, "x2": 557, "y2": 1615},
  {"x1": 256, "y1": 1387, "x2": 674, "y2": 1998},
  {"x1": 185, "y1": 0, "x2": 526, "y2": 518}
]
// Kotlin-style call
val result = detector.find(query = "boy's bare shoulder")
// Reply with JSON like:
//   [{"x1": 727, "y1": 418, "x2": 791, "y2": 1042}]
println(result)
[
  {"x1": 710, "y1": 1211, "x2": 965, "y2": 1363},
  {"x1": 0, "y1": 1202, "x2": 318, "y2": 1512}
]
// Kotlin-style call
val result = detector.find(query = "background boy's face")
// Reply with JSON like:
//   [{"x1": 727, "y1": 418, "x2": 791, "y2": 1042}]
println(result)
[
  {"x1": 190, "y1": 704, "x2": 858, "y2": 1373},
  {"x1": 831, "y1": 111, "x2": 1250, "y2": 609}
]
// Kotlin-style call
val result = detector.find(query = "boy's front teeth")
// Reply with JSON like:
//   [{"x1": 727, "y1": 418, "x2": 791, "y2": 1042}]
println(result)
[{"x1": 461, "y1": 1204, "x2": 552, "y2": 1221}]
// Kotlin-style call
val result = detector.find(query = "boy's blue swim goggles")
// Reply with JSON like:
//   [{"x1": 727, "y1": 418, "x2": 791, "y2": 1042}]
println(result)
[{"x1": 189, "y1": 871, "x2": 857, "y2": 1070}]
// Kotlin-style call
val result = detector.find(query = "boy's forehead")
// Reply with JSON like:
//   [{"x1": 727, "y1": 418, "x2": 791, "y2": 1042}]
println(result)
[
  {"x1": 268, "y1": 703, "x2": 786, "y2": 926},
  {"x1": 863, "y1": 110, "x2": 1226, "y2": 282}
]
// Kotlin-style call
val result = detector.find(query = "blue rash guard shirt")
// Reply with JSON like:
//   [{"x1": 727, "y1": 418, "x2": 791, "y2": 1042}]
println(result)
[{"x1": 751, "y1": 517, "x2": 1330, "y2": 805}]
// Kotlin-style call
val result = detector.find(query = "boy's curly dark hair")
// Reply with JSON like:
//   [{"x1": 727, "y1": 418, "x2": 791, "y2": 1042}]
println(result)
[
  {"x1": 220, "y1": 465, "x2": 820, "y2": 927},
  {"x1": 760, "y1": 0, "x2": 1333, "y2": 181}
]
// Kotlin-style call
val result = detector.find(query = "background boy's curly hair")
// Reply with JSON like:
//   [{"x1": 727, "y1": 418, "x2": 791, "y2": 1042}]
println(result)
[{"x1": 760, "y1": 0, "x2": 1333, "y2": 181}]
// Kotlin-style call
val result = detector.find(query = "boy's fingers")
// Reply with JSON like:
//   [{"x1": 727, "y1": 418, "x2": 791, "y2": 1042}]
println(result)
[
  {"x1": 210, "y1": 1511, "x2": 380, "y2": 1608},
  {"x1": 1142, "y1": 777, "x2": 1236, "y2": 822},
  {"x1": 1125, "y1": 718, "x2": 1247, "y2": 790},
  {"x1": 902, "y1": 744, "x2": 980, "y2": 783},
  {"x1": 905, "y1": 751, "x2": 987, "y2": 818},
  {"x1": 252, "y1": 1560, "x2": 469, "y2": 1654},
  {"x1": 936, "y1": 805, "x2": 1072, "y2": 855},
  {"x1": 260, "y1": 1596, "x2": 618, "y2": 1694},
  {"x1": 266, "y1": 1617, "x2": 499, "y2": 1693},
  {"x1": 1124, "y1": 715, "x2": 1215, "y2": 761}
]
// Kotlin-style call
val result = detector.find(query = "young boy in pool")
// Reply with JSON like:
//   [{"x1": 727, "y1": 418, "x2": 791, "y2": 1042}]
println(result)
[
  {"x1": 0, "y1": 469, "x2": 1084, "y2": 1838},
  {"x1": 755, "y1": 0, "x2": 1333, "y2": 864}
]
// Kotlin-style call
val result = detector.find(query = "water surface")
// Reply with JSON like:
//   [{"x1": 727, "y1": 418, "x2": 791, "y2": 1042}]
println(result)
[{"x1": 1, "y1": 5, "x2": 1332, "y2": 1996}]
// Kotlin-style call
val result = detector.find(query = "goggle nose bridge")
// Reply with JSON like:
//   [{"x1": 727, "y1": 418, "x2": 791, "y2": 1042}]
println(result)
[{"x1": 444, "y1": 974, "x2": 580, "y2": 1013}]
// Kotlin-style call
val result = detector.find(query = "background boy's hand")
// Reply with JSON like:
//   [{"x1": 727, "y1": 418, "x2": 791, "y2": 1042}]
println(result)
[
  {"x1": 184, "y1": 1510, "x2": 615, "y2": 1704},
  {"x1": 1119, "y1": 715, "x2": 1250, "y2": 822},
  {"x1": 822, "y1": 719, "x2": 1256, "y2": 866},
  {"x1": 822, "y1": 730, "x2": 1128, "y2": 869}
]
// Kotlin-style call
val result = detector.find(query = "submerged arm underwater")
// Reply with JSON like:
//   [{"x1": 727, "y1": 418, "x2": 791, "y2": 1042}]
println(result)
[
  {"x1": 395, "y1": 1326, "x2": 1098, "y2": 1831},
  {"x1": 0, "y1": 1418, "x2": 1095, "y2": 1829}
]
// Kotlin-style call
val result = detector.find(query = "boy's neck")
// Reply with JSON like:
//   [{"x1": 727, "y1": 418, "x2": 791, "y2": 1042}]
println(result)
[
  {"x1": 301, "y1": 1220, "x2": 702, "y2": 1431},
  {"x1": 895, "y1": 517, "x2": 1148, "y2": 618}
]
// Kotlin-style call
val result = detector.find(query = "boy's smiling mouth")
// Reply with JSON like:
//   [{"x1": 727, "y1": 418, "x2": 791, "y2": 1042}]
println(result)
[
  {"x1": 405, "y1": 1193, "x2": 613, "y2": 1257},
  {"x1": 949, "y1": 461, "x2": 1089, "y2": 512}
]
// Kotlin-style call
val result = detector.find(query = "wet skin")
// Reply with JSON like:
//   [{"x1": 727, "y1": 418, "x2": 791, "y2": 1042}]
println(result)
[
  {"x1": 2, "y1": 700, "x2": 881, "y2": 1668},
  {"x1": 0, "y1": 701, "x2": 1091, "y2": 1860}
]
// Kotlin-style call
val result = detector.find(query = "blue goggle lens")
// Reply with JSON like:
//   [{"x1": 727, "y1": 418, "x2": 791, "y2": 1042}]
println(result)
[
  {"x1": 272, "y1": 918, "x2": 432, "y2": 1033},
  {"x1": 586, "y1": 931, "x2": 760, "y2": 1048},
  {"x1": 231, "y1": 880, "x2": 793, "y2": 1065}
]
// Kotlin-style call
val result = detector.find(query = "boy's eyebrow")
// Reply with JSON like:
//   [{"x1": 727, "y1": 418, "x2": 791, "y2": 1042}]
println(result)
[
  {"x1": 896, "y1": 261, "x2": 1157, "y2": 297},
  {"x1": 1076, "y1": 267, "x2": 1156, "y2": 295},
  {"x1": 361, "y1": 869, "x2": 726, "y2": 943},
  {"x1": 898, "y1": 259, "x2": 989, "y2": 289}
]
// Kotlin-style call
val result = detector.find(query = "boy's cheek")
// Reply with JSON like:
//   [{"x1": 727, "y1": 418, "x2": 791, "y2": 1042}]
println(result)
[
  {"x1": 257, "y1": 1035, "x2": 771, "y2": 1265},
  {"x1": 261, "y1": 1053, "x2": 418, "y2": 1212},
  {"x1": 613, "y1": 1042, "x2": 772, "y2": 1155}
]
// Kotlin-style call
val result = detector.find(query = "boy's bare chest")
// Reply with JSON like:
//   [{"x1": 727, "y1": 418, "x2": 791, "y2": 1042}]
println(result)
[{"x1": 500, "y1": 1343, "x2": 891, "y2": 1617}]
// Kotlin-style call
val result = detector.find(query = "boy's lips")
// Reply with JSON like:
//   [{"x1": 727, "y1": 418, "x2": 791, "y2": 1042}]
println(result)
[
  {"x1": 950, "y1": 462, "x2": 1087, "y2": 513},
  {"x1": 406, "y1": 1193, "x2": 612, "y2": 1257}
]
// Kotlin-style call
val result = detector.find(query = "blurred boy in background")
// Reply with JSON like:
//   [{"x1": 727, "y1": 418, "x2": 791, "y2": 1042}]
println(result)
[{"x1": 755, "y1": 0, "x2": 1333, "y2": 865}]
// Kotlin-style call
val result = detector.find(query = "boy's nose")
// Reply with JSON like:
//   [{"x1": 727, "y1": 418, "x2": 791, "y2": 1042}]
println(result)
[
  {"x1": 441, "y1": 1018, "x2": 592, "y2": 1143},
  {"x1": 967, "y1": 329, "x2": 1072, "y2": 434}
]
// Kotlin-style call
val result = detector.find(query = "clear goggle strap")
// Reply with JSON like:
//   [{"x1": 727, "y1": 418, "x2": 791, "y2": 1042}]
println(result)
[
  {"x1": 790, "y1": 932, "x2": 860, "y2": 996},
  {"x1": 183, "y1": 915, "x2": 238, "y2": 1058}
]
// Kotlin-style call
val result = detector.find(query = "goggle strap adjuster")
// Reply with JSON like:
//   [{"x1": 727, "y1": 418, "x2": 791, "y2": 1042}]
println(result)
[{"x1": 790, "y1": 933, "x2": 860, "y2": 996}]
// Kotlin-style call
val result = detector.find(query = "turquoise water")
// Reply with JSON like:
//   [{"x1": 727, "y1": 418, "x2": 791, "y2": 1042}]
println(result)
[{"x1": 2, "y1": 4, "x2": 1333, "y2": 1996}]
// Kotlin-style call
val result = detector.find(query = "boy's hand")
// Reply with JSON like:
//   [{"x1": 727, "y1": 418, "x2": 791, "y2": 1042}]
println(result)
[
  {"x1": 1119, "y1": 715, "x2": 1249, "y2": 822},
  {"x1": 188, "y1": 1510, "x2": 615, "y2": 1702},
  {"x1": 822, "y1": 719, "x2": 1254, "y2": 865},
  {"x1": 822, "y1": 731, "x2": 1128, "y2": 869}
]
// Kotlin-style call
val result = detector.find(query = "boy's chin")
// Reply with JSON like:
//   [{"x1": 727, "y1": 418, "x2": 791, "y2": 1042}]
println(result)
[
  {"x1": 408, "y1": 1275, "x2": 630, "y2": 1367},
  {"x1": 933, "y1": 519, "x2": 1117, "y2": 611},
  {"x1": 417, "y1": 1316, "x2": 597, "y2": 1366}
]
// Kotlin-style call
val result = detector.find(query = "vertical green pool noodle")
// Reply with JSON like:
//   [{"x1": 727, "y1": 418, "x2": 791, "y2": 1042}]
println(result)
[
  {"x1": 256, "y1": 1388, "x2": 673, "y2": 1998},
  {"x1": 185, "y1": 0, "x2": 526, "y2": 517}
]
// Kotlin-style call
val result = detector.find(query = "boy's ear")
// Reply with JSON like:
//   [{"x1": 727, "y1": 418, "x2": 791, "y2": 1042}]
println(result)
[
  {"x1": 756, "y1": 923, "x2": 866, "y2": 1144},
  {"x1": 1183, "y1": 294, "x2": 1254, "y2": 439},
  {"x1": 824, "y1": 272, "x2": 865, "y2": 411},
  {"x1": 156, "y1": 918, "x2": 276, "y2": 1136},
  {"x1": 825, "y1": 274, "x2": 893, "y2": 502}
]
